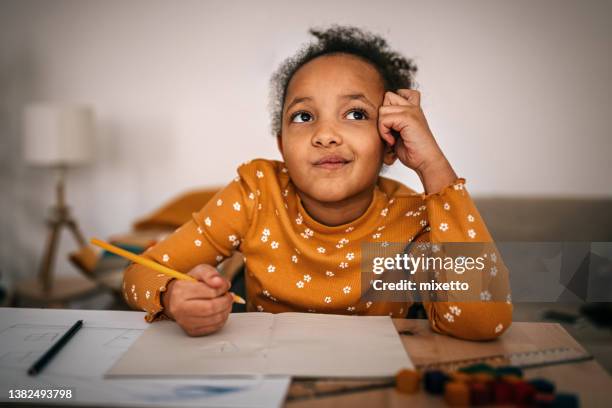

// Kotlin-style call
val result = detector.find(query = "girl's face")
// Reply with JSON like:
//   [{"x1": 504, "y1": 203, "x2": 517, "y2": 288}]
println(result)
[{"x1": 278, "y1": 53, "x2": 395, "y2": 204}]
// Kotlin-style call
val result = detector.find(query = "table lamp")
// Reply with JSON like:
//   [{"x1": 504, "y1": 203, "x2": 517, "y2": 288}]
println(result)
[{"x1": 22, "y1": 103, "x2": 95, "y2": 294}]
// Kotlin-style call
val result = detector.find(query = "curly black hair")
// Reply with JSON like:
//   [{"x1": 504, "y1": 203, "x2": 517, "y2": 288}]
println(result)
[{"x1": 269, "y1": 25, "x2": 418, "y2": 136}]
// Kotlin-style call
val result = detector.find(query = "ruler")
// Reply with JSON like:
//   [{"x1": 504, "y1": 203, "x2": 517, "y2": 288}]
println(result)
[{"x1": 417, "y1": 347, "x2": 593, "y2": 371}]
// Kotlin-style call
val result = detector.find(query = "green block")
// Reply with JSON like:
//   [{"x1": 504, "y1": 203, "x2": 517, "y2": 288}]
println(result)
[
  {"x1": 458, "y1": 363, "x2": 495, "y2": 375},
  {"x1": 496, "y1": 365, "x2": 524, "y2": 378}
]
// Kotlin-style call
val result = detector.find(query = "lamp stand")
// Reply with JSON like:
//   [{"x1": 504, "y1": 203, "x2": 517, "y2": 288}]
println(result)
[{"x1": 39, "y1": 165, "x2": 88, "y2": 293}]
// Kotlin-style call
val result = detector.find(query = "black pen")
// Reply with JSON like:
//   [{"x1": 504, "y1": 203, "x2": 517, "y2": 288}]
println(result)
[{"x1": 28, "y1": 320, "x2": 83, "y2": 376}]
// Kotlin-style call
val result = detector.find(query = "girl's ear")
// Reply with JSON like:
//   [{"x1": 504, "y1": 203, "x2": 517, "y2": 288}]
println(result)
[{"x1": 383, "y1": 141, "x2": 397, "y2": 166}]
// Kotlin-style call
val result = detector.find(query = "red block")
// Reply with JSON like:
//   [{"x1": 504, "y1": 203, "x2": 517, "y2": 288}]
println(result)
[
  {"x1": 533, "y1": 392, "x2": 556, "y2": 406},
  {"x1": 493, "y1": 380, "x2": 514, "y2": 405},
  {"x1": 513, "y1": 381, "x2": 536, "y2": 405},
  {"x1": 470, "y1": 381, "x2": 492, "y2": 406}
]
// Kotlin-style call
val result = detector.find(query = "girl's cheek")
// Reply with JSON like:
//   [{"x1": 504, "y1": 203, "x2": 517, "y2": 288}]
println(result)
[{"x1": 284, "y1": 144, "x2": 304, "y2": 161}]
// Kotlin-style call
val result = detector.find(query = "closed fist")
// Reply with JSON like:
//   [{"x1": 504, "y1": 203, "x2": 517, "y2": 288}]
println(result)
[
  {"x1": 378, "y1": 89, "x2": 443, "y2": 172},
  {"x1": 162, "y1": 264, "x2": 233, "y2": 336}
]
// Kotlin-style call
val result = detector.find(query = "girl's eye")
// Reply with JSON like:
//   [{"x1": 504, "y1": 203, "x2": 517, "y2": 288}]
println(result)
[
  {"x1": 291, "y1": 111, "x2": 313, "y2": 123},
  {"x1": 346, "y1": 108, "x2": 368, "y2": 120}
]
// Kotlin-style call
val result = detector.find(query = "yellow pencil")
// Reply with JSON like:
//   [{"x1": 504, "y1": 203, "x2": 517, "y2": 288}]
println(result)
[{"x1": 90, "y1": 237, "x2": 246, "y2": 304}]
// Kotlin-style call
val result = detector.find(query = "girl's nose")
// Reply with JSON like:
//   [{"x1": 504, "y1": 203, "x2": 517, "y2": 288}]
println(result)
[{"x1": 311, "y1": 123, "x2": 343, "y2": 147}]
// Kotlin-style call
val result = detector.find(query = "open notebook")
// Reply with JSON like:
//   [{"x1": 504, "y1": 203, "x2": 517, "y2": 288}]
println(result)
[{"x1": 106, "y1": 313, "x2": 413, "y2": 378}]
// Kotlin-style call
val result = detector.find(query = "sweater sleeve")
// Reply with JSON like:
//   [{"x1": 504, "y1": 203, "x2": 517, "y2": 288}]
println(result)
[
  {"x1": 413, "y1": 178, "x2": 513, "y2": 340},
  {"x1": 122, "y1": 165, "x2": 257, "y2": 322}
]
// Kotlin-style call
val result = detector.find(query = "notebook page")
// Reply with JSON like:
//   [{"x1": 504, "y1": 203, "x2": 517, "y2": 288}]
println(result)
[
  {"x1": 267, "y1": 313, "x2": 413, "y2": 378},
  {"x1": 106, "y1": 313, "x2": 273, "y2": 377}
]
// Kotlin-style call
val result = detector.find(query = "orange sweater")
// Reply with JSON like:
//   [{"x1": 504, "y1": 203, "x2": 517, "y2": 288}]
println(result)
[{"x1": 123, "y1": 159, "x2": 512, "y2": 340}]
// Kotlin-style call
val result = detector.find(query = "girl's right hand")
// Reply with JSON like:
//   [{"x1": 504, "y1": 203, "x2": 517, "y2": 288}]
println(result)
[{"x1": 161, "y1": 264, "x2": 234, "y2": 336}]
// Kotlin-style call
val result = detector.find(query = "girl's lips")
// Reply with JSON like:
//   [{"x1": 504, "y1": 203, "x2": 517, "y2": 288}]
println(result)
[
  {"x1": 313, "y1": 155, "x2": 352, "y2": 170},
  {"x1": 314, "y1": 161, "x2": 350, "y2": 170}
]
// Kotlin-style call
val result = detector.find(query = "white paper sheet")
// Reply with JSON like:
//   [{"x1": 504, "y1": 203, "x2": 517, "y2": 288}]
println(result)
[
  {"x1": 0, "y1": 308, "x2": 290, "y2": 407},
  {"x1": 107, "y1": 312, "x2": 413, "y2": 378}
]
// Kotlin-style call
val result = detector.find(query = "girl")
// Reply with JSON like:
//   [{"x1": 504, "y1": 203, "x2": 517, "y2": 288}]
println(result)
[{"x1": 123, "y1": 26, "x2": 511, "y2": 340}]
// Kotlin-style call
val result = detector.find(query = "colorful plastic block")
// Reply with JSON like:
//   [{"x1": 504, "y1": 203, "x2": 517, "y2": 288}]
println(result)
[
  {"x1": 470, "y1": 381, "x2": 493, "y2": 405},
  {"x1": 533, "y1": 392, "x2": 556, "y2": 406},
  {"x1": 459, "y1": 363, "x2": 495, "y2": 375},
  {"x1": 495, "y1": 365, "x2": 524, "y2": 378},
  {"x1": 444, "y1": 381, "x2": 470, "y2": 406},
  {"x1": 552, "y1": 393, "x2": 579, "y2": 408},
  {"x1": 513, "y1": 381, "x2": 536, "y2": 405},
  {"x1": 424, "y1": 370, "x2": 450, "y2": 395},
  {"x1": 493, "y1": 380, "x2": 514, "y2": 405},
  {"x1": 528, "y1": 378, "x2": 556, "y2": 394},
  {"x1": 395, "y1": 369, "x2": 420, "y2": 394}
]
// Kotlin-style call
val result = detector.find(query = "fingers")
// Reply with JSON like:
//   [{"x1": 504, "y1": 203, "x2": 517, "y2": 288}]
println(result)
[
  {"x1": 185, "y1": 298, "x2": 232, "y2": 323},
  {"x1": 384, "y1": 91, "x2": 411, "y2": 106},
  {"x1": 180, "y1": 304, "x2": 231, "y2": 326},
  {"x1": 378, "y1": 91, "x2": 424, "y2": 142},
  {"x1": 182, "y1": 308, "x2": 232, "y2": 337},
  {"x1": 378, "y1": 121, "x2": 396, "y2": 146},
  {"x1": 174, "y1": 293, "x2": 233, "y2": 337},
  {"x1": 185, "y1": 319, "x2": 229, "y2": 337},
  {"x1": 394, "y1": 89, "x2": 421, "y2": 106},
  {"x1": 188, "y1": 264, "x2": 231, "y2": 293},
  {"x1": 166, "y1": 264, "x2": 235, "y2": 337},
  {"x1": 188, "y1": 264, "x2": 228, "y2": 288},
  {"x1": 186, "y1": 292, "x2": 234, "y2": 316},
  {"x1": 378, "y1": 109, "x2": 413, "y2": 145},
  {"x1": 177, "y1": 294, "x2": 232, "y2": 336},
  {"x1": 174, "y1": 281, "x2": 227, "y2": 301}
]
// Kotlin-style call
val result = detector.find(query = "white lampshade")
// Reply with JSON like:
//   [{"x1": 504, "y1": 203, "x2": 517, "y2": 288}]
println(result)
[{"x1": 22, "y1": 103, "x2": 95, "y2": 167}]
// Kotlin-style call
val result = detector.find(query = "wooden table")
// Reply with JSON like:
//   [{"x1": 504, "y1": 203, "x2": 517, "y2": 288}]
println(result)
[{"x1": 285, "y1": 319, "x2": 612, "y2": 407}]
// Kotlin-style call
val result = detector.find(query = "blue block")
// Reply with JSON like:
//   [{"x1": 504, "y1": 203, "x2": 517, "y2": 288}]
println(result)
[
  {"x1": 528, "y1": 378, "x2": 556, "y2": 393},
  {"x1": 424, "y1": 370, "x2": 449, "y2": 395},
  {"x1": 552, "y1": 393, "x2": 579, "y2": 408}
]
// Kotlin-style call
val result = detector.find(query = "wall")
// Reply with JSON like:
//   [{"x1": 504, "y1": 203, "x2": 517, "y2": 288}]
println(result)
[{"x1": 1, "y1": 0, "x2": 610, "y2": 285}]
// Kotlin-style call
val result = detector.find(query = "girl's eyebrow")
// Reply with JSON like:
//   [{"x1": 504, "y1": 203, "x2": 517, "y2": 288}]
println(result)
[
  {"x1": 285, "y1": 94, "x2": 375, "y2": 112},
  {"x1": 340, "y1": 94, "x2": 376, "y2": 110},
  {"x1": 286, "y1": 96, "x2": 312, "y2": 112}
]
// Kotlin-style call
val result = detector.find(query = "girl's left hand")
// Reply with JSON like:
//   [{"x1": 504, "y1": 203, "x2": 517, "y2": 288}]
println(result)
[
  {"x1": 378, "y1": 89, "x2": 442, "y2": 171},
  {"x1": 378, "y1": 89, "x2": 458, "y2": 193}
]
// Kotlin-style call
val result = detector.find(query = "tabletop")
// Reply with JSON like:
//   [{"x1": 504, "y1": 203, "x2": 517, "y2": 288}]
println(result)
[
  {"x1": 1, "y1": 308, "x2": 610, "y2": 407},
  {"x1": 286, "y1": 319, "x2": 612, "y2": 407}
]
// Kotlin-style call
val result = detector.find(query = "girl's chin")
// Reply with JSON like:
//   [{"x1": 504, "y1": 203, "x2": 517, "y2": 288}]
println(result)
[{"x1": 306, "y1": 186, "x2": 358, "y2": 203}]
